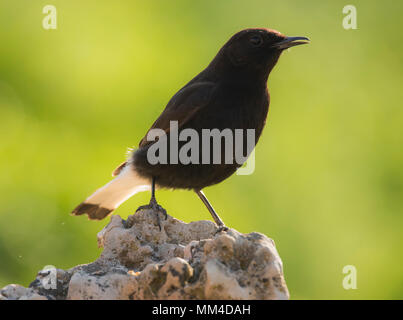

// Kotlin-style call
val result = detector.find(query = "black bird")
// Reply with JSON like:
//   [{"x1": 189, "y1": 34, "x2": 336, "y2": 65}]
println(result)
[{"x1": 72, "y1": 28, "x2": 309, "y2": 229}]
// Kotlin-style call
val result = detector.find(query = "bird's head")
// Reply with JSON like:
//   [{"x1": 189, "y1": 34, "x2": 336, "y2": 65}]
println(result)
[{"x1": 215, "y1": 28, "x2": 309, "y2": 80}]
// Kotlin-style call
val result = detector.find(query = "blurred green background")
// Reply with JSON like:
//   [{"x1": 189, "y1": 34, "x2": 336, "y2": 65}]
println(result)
[{"x1": 0, "y1": 0, "x2": 402, "y2": 299}]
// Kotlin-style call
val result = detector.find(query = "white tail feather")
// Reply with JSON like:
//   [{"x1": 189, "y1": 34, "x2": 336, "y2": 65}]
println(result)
[{"x1": 85, "y1": 164, "x2": 150, "y2": 210}]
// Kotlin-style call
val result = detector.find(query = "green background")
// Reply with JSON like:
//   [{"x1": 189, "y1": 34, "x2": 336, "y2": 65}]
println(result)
[{"x1": 0, "y1": 0, "x2": 402, "y2": 299}]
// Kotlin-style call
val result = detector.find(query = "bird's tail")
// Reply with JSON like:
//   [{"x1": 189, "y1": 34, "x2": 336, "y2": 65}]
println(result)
[{"x1": 71, "y1": 163, "x2": 150, "y2": 220}]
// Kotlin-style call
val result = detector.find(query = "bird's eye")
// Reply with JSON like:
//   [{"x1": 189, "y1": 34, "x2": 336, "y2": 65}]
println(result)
[{"x1": 249, "y1": 35, "x2": 263, "y2": 46}]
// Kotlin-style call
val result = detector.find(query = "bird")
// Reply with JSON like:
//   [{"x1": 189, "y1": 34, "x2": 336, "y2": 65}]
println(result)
[{"x1": 72, "y1": 28, "x2": 309, "y2": 230}]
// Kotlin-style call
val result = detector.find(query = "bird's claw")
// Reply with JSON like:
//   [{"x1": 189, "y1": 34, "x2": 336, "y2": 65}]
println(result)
[
  {"x1": 136, "y1": 197, "x2": 167, "y2": 231},
  {"x1": 156, "y1": 204, "x2": 168, "y2": 220},
  {"x1": 215, "y1": 225, "x2": 229, "y2": 235}
]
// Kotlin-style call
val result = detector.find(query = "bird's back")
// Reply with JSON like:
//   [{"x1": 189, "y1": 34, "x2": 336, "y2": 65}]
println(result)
[{"x1": 132, "y1": 77, "x2": 270, "y2": 190}]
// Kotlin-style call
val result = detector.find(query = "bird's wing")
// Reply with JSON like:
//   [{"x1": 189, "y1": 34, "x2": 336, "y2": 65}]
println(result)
[
  {"x1": 112, "y1": 81, "x2": 216, "y2": 176},
  {"x1": 138, "y1": 81, "x2": 216, "y2": 148}
]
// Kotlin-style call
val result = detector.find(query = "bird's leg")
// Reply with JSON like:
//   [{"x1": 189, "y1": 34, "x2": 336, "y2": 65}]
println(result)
[
  {"x1": 136, "y1": 177, "x2": 167, "y2": 229},
  {"x1": 195, "y1": 189, "x2": 228, "y2": 233}
]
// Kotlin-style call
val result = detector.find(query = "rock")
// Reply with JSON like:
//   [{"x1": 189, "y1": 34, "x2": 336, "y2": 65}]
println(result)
[
  {"x1": 0, "y1": 209, "x2": 289, "y2": 300},
  {"x1": 0, "y1": 284, "x2": 47, "y2": 300}
]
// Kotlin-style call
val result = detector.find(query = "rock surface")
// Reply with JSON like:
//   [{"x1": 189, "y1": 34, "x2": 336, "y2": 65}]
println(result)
[{"x1": 0, "y1": 209, "x2": 289, "y2": 300}]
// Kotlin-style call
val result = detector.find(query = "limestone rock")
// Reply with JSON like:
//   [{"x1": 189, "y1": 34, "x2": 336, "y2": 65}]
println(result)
[
  {"x1": 0, "y1": 209, "x2": 289, "y2": 300},
  {"x1": 0, "y1": 284, "x2": 47, "y2": 300}
]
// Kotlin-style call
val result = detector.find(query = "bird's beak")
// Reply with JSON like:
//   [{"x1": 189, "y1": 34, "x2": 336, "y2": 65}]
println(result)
[{"x1": 272, "y1": 36, "x2": 310, "y2": 50}]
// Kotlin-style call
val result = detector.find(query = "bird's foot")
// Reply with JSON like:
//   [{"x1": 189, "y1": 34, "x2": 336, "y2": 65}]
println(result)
[
  {"x1": 136, "y1": 197, "x2": 167, "y2": 230},
  {"x1": 215, "y1": 225, "x2": 229, "y2": 235},
  {"x1": 136, "y1": 197, "x2": 167, "y2": 216}
]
